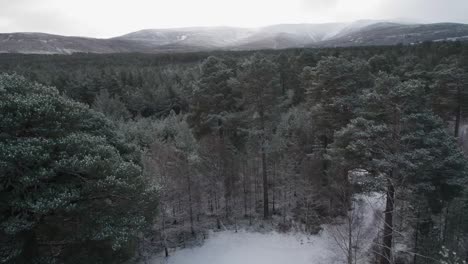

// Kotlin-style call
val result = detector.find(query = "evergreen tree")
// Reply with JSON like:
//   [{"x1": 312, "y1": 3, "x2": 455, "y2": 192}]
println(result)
[
  {"x1": 330, "y1": 73, "x2": 467, "y2": 264},
  {"x1": 92, "y1": 89, "x2": 131, "y2": 121},
  {"x1": 189, "y1": 56, "x2": 243, "y2": 217},
  {"x1": 303, "y1": 56, "x2": 372, "y2": 139},
  {"x1": 190, "y1": 56, "x2": 241, "y2": 137},
  {"x1": 433, "y1": 59, "x2": 468, "y2": 137},
  {"x1": 302, "y1": 56, "x2": 372, "y2": 190},
  {"x1": 0, "y1": 74, "x2": 157, "y2": 263},
  {"x1": 238, "y1": 53, "x2": 281, "y2": 218}
]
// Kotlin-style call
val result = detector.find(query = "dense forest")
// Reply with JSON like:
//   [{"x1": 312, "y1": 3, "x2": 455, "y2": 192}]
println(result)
[{"x1": 1, "y1": 42, "x2": 468, "y2": 264}]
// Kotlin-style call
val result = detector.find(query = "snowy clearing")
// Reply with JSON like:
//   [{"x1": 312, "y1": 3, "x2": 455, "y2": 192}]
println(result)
[{"x1": 148, "y1": 193, "x2": 384, "y2": 264}]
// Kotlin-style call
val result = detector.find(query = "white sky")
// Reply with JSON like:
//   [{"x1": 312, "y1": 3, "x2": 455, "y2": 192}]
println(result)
[{"x1": 0, "y1": 0, "x2": 467, "y2": 38}]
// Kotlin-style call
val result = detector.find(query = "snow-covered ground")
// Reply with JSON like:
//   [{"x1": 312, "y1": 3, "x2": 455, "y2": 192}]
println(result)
[{"x1": 149, "y1": 193, "x2": 384, "y2": 264}]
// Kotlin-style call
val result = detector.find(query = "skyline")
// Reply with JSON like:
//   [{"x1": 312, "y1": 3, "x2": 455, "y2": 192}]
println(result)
[{"x1": 1, "y1": 0, "x2": 468, "y2": 38}]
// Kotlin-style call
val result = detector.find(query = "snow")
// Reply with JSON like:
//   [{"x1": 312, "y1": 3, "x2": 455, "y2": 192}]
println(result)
[{"x1": 148, "y1": 193, "x2": 384, "y2": 264}]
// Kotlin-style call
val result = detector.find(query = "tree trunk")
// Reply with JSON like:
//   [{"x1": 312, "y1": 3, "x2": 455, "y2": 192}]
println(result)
[
  {"x1": 254, "y1": 160, "x2": 259, "y2": 212},
  {"x1": 260, "y1": 111, "x2": 269, "y2": 219},
  {"x1": 283, "y1": 183, "x2": 287, "y2": 224},
  {"x1": 243, "y1": 160, "x2": 248, "y2": 217},
  {"x1": 214, "y1": 190, "x2": 219, "y2": 212},
  {"x1": 413, "y1": 210, "x2": 420, "y2": 264},
  {"x1": 186, "y1": 158, "x2": 195, "y2": 236},
  {"x1": 162, "y1": 202, "x2": 169, "y2": 257},
  {"x1": 321, "y1": 136, "x2": 329, "y2": 187},
  {"x1": 381, "y1": 105, "x2": 400, "y2": 264},
  {"x1": 249, "y1": 161, "x2": 254, "y2": 225},
  {"x1": 381, "y1": 179, "x2": 395, "y2": 264},
  {"x1": 262, "y1": 149, "x2": 269, "y2": 218},
  {"x1": 272, "y1": 162, "x2": 276, "y2": 214},
  {"x1": 455, "y1": 105, "x2": 461, "y2": 137},
  {"x1": 455, "y1": 86, "x2": 461, "y2": 137},
  {"x1": 348, "y1": 215, "x2": 353, "y2": 264},
  {"x1": 220, "y1": 134, "x2": 230, "y2": 219}
]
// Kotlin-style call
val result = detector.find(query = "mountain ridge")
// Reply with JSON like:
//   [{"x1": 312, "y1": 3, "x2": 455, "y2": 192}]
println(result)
[{"x1": 2, "y1": 21, "x2": 468, "y2": 54}]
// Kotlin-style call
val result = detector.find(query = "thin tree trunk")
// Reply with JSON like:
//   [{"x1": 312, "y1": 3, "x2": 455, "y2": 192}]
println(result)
[
  {"x1": 321, "y1": 136, "x2": 329, "y2": 187},
  {"x1": 283, "y1": 185, "x2": 287, "y2": 224},
  {"x1": 161, "y1": 202, "x2": 169, "y2": 257},
  {"x1": 209, "y1": 192, "x2": 213, "y2": 213},
  {"x1": 178, "y1": 196, "x2": 181, "y2": 213},
  {"x1": 243, "y1": 160, "x2": 248, "y2": 217},
  {"x1": 381, "y1": 179, "x2": 395, "y2": 264},
  {"x1": 455, "y1": 86, "x2": 461, "y2": 137},
  {"x1": 348, "y1": 215, "x2": 353, "y2": 264},
  {"x1": 249, "y1": 160, "x2": 253, "y2": 225},
  {"x1": 413, "y1": 210, "x2": 420, "y2": 264},
  {"x1": 262, "y1": 148, "x2": 269, "y2": 218},
  {"x1": 455, "y1": 105, "x2": 461, "y2": 137},
  {"x1": 272, "y1": 162, "x2": 276, "y2": 214},
  {"x1": 381, "y1": 105, "x2": 400, "y2": 264},
  {"x1": 442, "y1": 202, "x2": 450, "y2": 244},
  {"x1": 221, "y1": 135, "x2": 230, "y2": 219},
  {"x1": 186, "y1": 158, "x2": 195, "y2": 236},
  {"x1": 260, "y1": 111, "x2": 269, "y2": 219},
  {"x1": 254, "y1": 160, "x2": 258, "y2": 212}
]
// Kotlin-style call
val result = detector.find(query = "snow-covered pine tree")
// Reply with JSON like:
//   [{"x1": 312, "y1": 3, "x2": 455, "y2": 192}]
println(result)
[
  {"x1": 0, "y1": 74, "x2": 157, "y2": 263},
  {"x1": 329, "y1": 73, "x2": 467, "y2": 264}
]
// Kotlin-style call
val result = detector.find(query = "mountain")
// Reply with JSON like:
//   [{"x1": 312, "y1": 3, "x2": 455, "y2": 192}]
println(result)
[
  {"x1": 0, "y1": 33, "x2": 153, "y2": 54},
  {"x1": 315, "y1": 22, "x2": 468, "y2": 47},
  {"x1": 228, "y1": 20, "x2": 381, "y2": 50},
  {"x1": 116, "y1": 27, "x2": 252, "y2": 49},
  {"x1": 1, "y1": 21, "x2": 468, "y2": 54}
]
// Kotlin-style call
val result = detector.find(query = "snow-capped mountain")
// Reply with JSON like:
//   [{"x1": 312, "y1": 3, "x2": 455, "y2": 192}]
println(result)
[
  {"x1": 1, "y1": 21, "x2": 468, "y2": 54},
  {"x1": 316, "y1": 22, "x2": 468, "y2": 47},
  {"x1": 115, "y1": 27, "x2": 253, "y2": 48}
]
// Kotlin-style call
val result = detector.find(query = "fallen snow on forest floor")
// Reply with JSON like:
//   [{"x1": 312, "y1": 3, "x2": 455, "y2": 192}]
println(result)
[{"x1": 148, "y1": 193, "x2": 384, "y2": 264}]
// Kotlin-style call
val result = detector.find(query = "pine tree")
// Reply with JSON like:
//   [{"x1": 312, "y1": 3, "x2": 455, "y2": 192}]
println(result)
[
  {"x1": 0, "y1": 74, "x2": 157, "y2": 263},
  {"x1": 302, "y1": 56, "x2": 372, "y2": 193},
  {"x1": 433, "y1": 59, "x2": 468, "y2": 137},
  {"x1": 92, "y1": 89, "x2": 131, "y2": 121},
  {"x1": 189, "y1": 56, "x2": 242, "y2": 218},
  {"x1": 238, "y1": 53, "x2": 281, "y2": 219},
  {"x1": 190, "y1": 56, "x2": 240, "y2": 137},
  {"x1": 330, "y1": 73, "x2": 467, "y2": 264},
  {"x1": 156, "y1": 112, "x2": 199, "y2": 235}
]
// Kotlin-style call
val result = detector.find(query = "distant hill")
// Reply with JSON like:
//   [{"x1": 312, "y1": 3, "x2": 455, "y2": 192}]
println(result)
[
  {"x1": 0, "y1": 33, "x2": 153, "y2": 54},
  {"x1": 1, "y1": 21, "x2": 468, "y2": 54},
  {"x1": 315, "y1": 22, "x2": 468, "y2": 47}
]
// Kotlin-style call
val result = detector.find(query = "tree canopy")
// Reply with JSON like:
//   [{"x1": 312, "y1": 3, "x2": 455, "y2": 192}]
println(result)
[{"x1": 0, "y1": 74, "x2": 157, "y2": 263}]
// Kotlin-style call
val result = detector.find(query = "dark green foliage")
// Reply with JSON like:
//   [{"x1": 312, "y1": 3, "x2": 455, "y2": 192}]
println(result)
[
  {"x1": 0, "y1": 74, "x2": 157, "y2": 263},
  {"x1": 432, "y1": 58, "x2": 468, "y2": 136},
  {"x1": 302, "y1": 55, "x2": 373, "y2": 157},
  {"x1": 189, "y1": 56, "x2": 241, "y2": 137},
  {"x1": 237, "y1": 53, "x2": 283, "y2": 218},
  {"x1": 92, "y1": 89, "x2": 131, "y2": 121},
  {"x1": 1, "y1": 42, "x2": 468, "y2": 263},
  {"x1": 238, "y1": 53, "x2": 282, "y2": 126},
  {"x1": 329, "y1": 73, "x2": 468, "y2": 263}
]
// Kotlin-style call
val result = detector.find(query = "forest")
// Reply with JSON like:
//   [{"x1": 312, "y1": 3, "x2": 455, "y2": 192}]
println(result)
[{"x1": 1, "y1": 41, "x2": 468, "y2": 264}]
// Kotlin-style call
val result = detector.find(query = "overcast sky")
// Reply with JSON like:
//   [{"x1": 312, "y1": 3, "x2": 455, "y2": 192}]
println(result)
[{"x1": 0, "y1": 0, "x2": 467, "y2": 38}]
